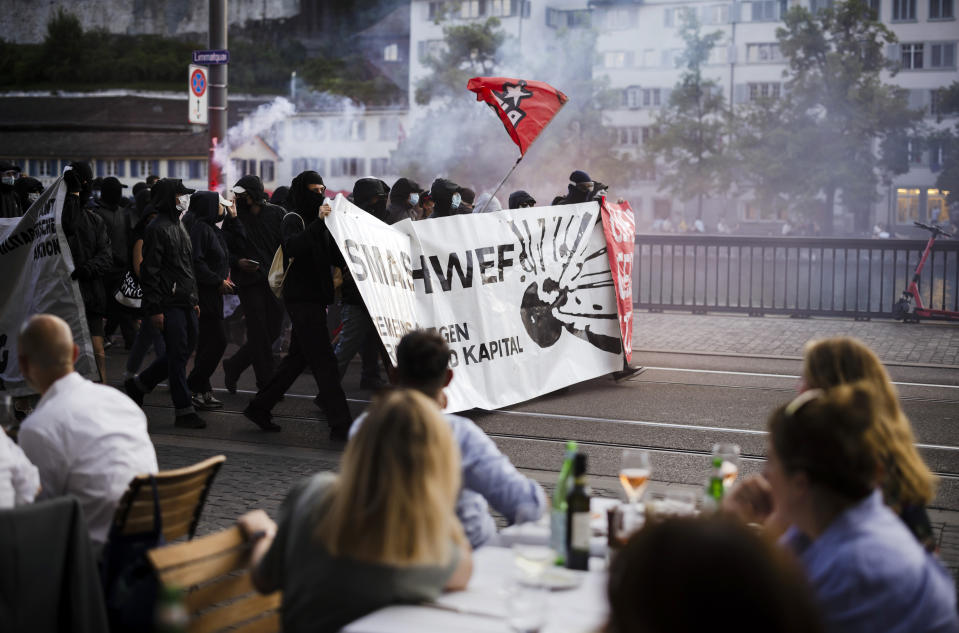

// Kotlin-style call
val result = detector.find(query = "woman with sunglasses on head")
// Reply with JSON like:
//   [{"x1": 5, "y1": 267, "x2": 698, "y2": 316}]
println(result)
[
  {"x1": 238, "y1": 389, "x2": 472, "y2": 633},
  {"x1": 738, "y1": 385, "x2": 956, "y2": 633}
]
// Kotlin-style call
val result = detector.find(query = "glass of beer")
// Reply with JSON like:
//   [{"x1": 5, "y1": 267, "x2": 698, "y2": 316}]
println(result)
[
  {"x1": 620, "y1": 449, "x2": 652, "y2": 507},
  {"x1": 712, "y1": 443, "x2": 740, "y2": 489}
]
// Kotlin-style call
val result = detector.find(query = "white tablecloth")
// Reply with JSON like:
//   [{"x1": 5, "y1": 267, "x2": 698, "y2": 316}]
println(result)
[
  {"x1": 498, "y1": 497, "x2": 620, "y2": 559},
  {"x1": 343, "y1": 546, "x2": 609, "y2": 633}
]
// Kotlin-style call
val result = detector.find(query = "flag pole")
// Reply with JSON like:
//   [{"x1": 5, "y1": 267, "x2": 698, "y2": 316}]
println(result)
[{"x1": 478, "y1": 155, "x2": 523, "y2": 214}]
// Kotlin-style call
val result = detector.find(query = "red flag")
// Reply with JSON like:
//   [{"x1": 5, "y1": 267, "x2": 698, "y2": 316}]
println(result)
[{"x1": 467, "y1": 77, "x2": 568, "y2": 156}]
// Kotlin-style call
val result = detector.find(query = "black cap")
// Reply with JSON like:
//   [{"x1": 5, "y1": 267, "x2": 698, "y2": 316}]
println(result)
[
  {"x1": 573, "y1": 452, "x2": 588, "y2": 476},
  {"x1": 570, "y1": 170, "x2": 592, "y2": 184}
]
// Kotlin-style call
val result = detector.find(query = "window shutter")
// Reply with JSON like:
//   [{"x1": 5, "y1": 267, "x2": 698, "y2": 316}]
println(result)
[
  {"x1": 189, "y1": 160, "x2": 200, "y2": 180},
  {"x1": 117, "y1": 160, "x2": 125, "y2": 178},
  {"x1": 886, "y1": 43, "x2": 900, "y2": 62},
  {"x1": 510, "y1": 0, "x2": 518, "y2": 17},
  {"x1": 96, "y1": 160, "x2": 105, "y2": 177},
  {"x1": 168, "y1": 160, "x2": 176, "y2": 178},
  {"x1": 130, "y1": 160, "x2": 139, "y2": 178}
]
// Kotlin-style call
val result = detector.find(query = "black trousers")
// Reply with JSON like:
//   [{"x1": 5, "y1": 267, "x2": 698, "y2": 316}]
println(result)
[
  {"x1": 250, "y1": 300, "x2": 352, "y2": 430},
  {"x1": 102, "y1": 274, "x2": 136, "y2": 346},
  {"x1": 187, "y1": 292, "x2": 227, "y2": 395},
  {"x1": 226, "y1": 280, "x2": 283, "y2": 389}
]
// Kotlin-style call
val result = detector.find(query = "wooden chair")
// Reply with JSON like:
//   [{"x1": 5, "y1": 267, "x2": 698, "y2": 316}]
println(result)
[
  {"x1": 112, "y1": 455, "x2": 226, "y2": 542},
  {"x1": 148, "y1": 526, "x2": 281, "y2": 633}
]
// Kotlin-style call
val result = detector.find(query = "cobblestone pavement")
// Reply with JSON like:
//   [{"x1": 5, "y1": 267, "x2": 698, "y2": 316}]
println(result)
[{"x1": 632, "y1": 311, "x2": 959, "y2": 366}]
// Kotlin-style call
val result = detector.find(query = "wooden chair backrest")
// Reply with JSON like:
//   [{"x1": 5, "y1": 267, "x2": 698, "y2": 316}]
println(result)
[
  {"x1": 113, "y1": 455, "x2": 226, "y2": 541},
  {"x1": 148, "y1": 526, "x2": 281, "y2": 633}
]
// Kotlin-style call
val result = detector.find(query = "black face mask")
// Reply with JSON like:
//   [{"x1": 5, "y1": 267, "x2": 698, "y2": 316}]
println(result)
[
  {"x1": 371, "y1": 198, "x2": 387, "y2": 217},
  {"x1": 303, "y1": 191, "x2": 326, "y2": 217}
]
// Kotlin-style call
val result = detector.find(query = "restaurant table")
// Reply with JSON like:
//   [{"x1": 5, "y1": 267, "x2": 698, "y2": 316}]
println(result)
[
  {"x1": 343, "y1": 546, "x2": 609, "y2": 633},
  {"x1": 498, "y1": 497, "x2": 621, "y2": 559}
]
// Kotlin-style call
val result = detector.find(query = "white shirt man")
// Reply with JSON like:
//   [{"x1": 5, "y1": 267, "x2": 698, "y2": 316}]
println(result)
[{"x1": 16, "y1": 314, "x2": 157, "y2": 546}]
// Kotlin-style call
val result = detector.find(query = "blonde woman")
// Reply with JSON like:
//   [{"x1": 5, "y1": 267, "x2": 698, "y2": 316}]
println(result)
[
  {"x1": 801, "y1": 337, "x2": 937, "y2": 550},
  {"x1": 238, "y1": 389, "x2": 472, "y2": 633}
]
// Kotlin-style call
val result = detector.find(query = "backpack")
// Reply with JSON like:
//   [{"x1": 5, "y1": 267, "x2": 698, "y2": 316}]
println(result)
[{"x1": 268, "y1": 212, "x2": 304, "y2": 299}]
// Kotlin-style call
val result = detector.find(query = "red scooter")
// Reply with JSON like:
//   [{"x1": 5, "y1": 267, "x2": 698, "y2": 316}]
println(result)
[{"x1": 893, "y1": 221, "x2": 959, "y2": 322}]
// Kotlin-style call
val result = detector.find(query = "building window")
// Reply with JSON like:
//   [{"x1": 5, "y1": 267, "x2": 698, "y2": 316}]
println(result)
[
  {"x1": 749, "y1": 0, "x2": 780, "y2": 21},
  {"x1": 37, "y1": 159, "x2": 55, "y2": 177},
  {"x1": 930, "y1": 0, "x2": 954, "y2": 17},
  {"x1": 928, "y1": 188, "x2": 951, "y2": 223},
  {"x1": 642, "y1": 88, "x2": 661, "y2": 107},
  {"x1": 867, "y1": 0, "x2": 881, "y2": 16},
  {"x1": 896, "y1": 188, "x2": 921, "y2": 223},
  {"x1": 892, "y1": 0, "x2": 916, "y2": 19},
  {"x1": 260, "y1": 160, "x2": 275, "y2": 183},
  {"x1": 930, "y1": 42, "x2": 956, "y2": 68},
  {"x1": 624, "y1": 86, "x2": 642, "y2": 108},
  {"x1": 168, "y1": 160, "x2": 189, "y2": 179},
  {"x1": 708, "y1": 45, "x2": 729, "y2": 65},
  {"x1": 330, "y1": 158, "x2": 363, "y2": 178},
  {"x1": 602, "y1": 7, "x2": 638, "y2": 28},
  {"x1": 810, "y1": 0, "x2": 834, "y2": 11},
  {"x1": 292, "y1": 157, "x2": 325, "y2": 175},
  {"x1": 664, "y1": 7, "x2": 675, "y2": 26},
  {"x1": 417, "y1": 39, "x2": 445, "y2": 62},
  {"x1": 131, "y1": 160, "x2": 150, "y2": 178},
  {"x1": 901, "y1": 43, "x2": 924, "y2": 69},
  {"x1": 907, "y1": 139, "x2": 925, "y2": 164},
  {"x1": 603, "y1": 51, "x2": 628, "y2": 68},
  {"x1": 748, "y1": 82, "x2": 781, "y2": 101},
  {"x1": 661, "y1": 49, "x2": 682, "y2": 68},
  {"x1": 427, "y1": 1, "x2": 447, "y2": 20},
  {"x1": 370, "y1": 158, "x2": 390, "y2": 177},
  {"x1": 383, "y1": 43, "x2": 399, "y2": 62},
  {"x1": 488, "y1": 0, "x2": 510, "y2": 16},
  {"x1": 746, "y1": 43, "x2": 783, "y2": 62},
  {"x1": 459, "y1": 0, "x2": 482, "y2": 18},
  {"x1": 379, "y1": 117, "x2": 400, "y2": 141}
]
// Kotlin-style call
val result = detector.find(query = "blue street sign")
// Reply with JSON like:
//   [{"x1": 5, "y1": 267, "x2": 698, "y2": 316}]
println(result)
[{"x1": 193, "y1": 49, "x2": 230, "y2": 65}]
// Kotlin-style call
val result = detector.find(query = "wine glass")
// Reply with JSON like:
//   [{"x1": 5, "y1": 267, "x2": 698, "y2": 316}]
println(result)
[
  {"x1": 619, "y1": 449, "x2": 652, "y2": 507},
  {"x1": 712, "y1": 443, "x2": 740, "y2": 490},
  {"x1": 506, "y1": 584, "x2": 548, "y2": 633}
]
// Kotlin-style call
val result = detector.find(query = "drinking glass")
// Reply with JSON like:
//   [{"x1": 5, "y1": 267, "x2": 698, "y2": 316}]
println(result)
[
  {"x1": 620, "y1": 449, "x2": 652, "y2": 506},
  {"x1": 506, "y1": 584, "x2": 548, "y2": 633},
  {"x1": 513, "y1": 545, "x2": 555, "y2": 585},
  {"x1": 712, "y1": 443, "x2": 741, "y2": 489}
]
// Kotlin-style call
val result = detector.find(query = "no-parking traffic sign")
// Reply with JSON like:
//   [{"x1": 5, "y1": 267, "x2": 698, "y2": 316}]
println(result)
[{"x1": 188, "y1": 64, "x2": 208, "y2": 125}]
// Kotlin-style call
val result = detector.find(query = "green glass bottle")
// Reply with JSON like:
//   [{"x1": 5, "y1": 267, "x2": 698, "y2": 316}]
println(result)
[
  {"x1": 550, "y1": 440, "x2": 578, "y2": 565},
  {"x1": 703, "y1": 456, "x2": 725, "y2": 514},
  {"x1": 565, "y1": 453, "x2": 591, "y2": 571}
]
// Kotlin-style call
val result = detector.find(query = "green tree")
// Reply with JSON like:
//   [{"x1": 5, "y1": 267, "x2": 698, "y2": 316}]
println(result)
[
  {"x1": 644, "y1": 11, "x2": 728, "y2": 220},
  {"x1": 933, "y1": 82, "x2": 959, "y2": 208},
  {"x1": 769, "y1": 0, "x2": 921, "y2": 234},
  {"x1": 414, "y1": 18, "x2": 505, "y2": 106},
  {"x1": 40, "y1": 8, "x2": 85, "y2": 82}
]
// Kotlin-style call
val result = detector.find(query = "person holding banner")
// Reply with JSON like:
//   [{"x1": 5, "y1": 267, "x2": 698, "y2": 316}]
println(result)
[
  {"x1": 243, "y1": 171, "x2": 353, "y2": 440},
  {"x1": 0, "y1": 161, "x2": 22, "y2": 218}
]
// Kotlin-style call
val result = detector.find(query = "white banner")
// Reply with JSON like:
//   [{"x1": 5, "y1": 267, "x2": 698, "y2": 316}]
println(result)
[
  {"x1": 0, "y1": 177, "x2": 97, "y2": 395},
  {"x1": 327, "y1": 195, "x2": 622, "y2": 411}
]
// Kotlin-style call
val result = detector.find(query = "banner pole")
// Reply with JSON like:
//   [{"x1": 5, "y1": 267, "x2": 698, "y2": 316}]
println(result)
[{"x1": 478, "y1": 155, "x2": 523, "y2": 214}]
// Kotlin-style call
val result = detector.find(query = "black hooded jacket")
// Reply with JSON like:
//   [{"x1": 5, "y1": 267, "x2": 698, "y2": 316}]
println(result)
[
  {"x1": 91, "y1": 198, "x2": 134, "y2": 275},
  {"x1": 428, "y1": 178, "x2": 460, "y2": 218},
  {"x1": 140, "y1": 179, "x2": 199, "y2": 315},
  {"x1": 184, "y1": 192, "x2": 230, "y2": 317},
  {"x1": 63, "y1": 194, "x2": 112, "y2": 316},
  {"x1": 281, "y1": 171, "x2": 337, "y2": 305},
  {"x1": 221, "y1": 198, "x2": 286, "y2": 288},
  {"x1": 13, "y1": 177, "x2": 42, "y2": 214},
  {"x1": 385, "y1": 177, "x2": 420, "y2": 225}
]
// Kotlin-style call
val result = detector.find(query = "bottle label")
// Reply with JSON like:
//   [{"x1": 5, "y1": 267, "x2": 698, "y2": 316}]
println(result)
[
  {"x1": 571, "y1": 512, "x2": 590, "y2": 551},
  {"x1": 550, "y1": 510, "x2": 566, "y2": 558}
]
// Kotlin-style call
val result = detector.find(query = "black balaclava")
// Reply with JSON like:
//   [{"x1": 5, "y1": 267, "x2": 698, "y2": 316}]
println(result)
[
  {"x1": 290, "y1": 171, "x2": 326, "y2": 223},
  {"x1": 509, "y1": 190, "x2": 537, "y2": 209},
  {"x1": 187, "y1": 191, "x2": 222, "y2": 225},
  {"x1": 100, "y1": 177, "x2": 126, "y2": 207},
  {"x1": 0, "y1": 161, "x2": 21, "y2": 191},
  {"x1": 68, "y1": 161, "x2": 94, "y2": 206},
  {"x1": 566, "y1": 169, "x2": 594, "y2": 204},
  {"x1": 429, "y1": 178, "x2": 461, "y2": 218},
  {"x1": 14, "y1": 176, "x2": 43, "y2": 211},
  {"x1": 270, "y1": 186, "x2": 290, "y2": 209},
  {"x1": 352, "y1": 177, "x2": 390, "y2": 221},
  {"x1": 389, "y1": 178, "x2": 421, "y2": 205},
  {"x1": 150, "y1": 178, "x2": 193, "y2": 222}
]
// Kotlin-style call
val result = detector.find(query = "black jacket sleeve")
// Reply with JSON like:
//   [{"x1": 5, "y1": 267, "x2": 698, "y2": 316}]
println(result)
[
  {"x1": 76, "y1": 215, "x2": 112, "y2": 279},
  {"x1": 140, "y1": 224, "x2": 165, "y2": 316},
  {"x1": 190, "y1": 223, "x2": 223, "y2": 287},
  {"x1": 221, "y1": 214, "x2": 248, "y2": 268}
]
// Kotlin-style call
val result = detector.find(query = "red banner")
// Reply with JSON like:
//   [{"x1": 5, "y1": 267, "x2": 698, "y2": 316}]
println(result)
[{"x1": 600, "y1": 198, "x2": 635, "y2": 363}]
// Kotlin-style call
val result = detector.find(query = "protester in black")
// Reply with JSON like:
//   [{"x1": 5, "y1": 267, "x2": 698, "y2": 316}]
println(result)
[
  {"x1": 384, "y1": 178, "x2": 422, "y2": 224},
  {"x1": 184, "y1": 191, "x2": 234, "y2": 410},
  {"x1": 427, "y1": 178, "x2": 463, "y2": 219},
  {"x1": 508, "y1": 190, "x2": 536, "y2": 209},
  {"x1": 63, "y1": 163, "x2": 112, "y2": 382},
  {"x1": 13, "y1": 176, "x2": 43, "y2": 213},
  {"x1": 221, "y1": 175, "x2": 286, "y2": 392},
  {"x1": 92, "y1": 176, "x2": 137, "y2": 349},
  {"x1": 0, "y1": 161, "x2": 22, "y2": 218},
  {"x1": 243, "y1": 171, "x2": 352, "y2": 440},
  {"x1": 125, "y1": 179, "x2": 206, "y2": 429},
  {"x1": 333, "y1": 178, "x2": 387, "y2": 390},
  {"x1": 557, "y1": 170, "x2": 607, "y2": 205},
  {"x1": 270, "y1": 185, "x2": 291, "y2": 210},
  {"x1": 458, "y1": 187, "x2": 476, "y2": 214},
  {"x1": 125, "y1": 188, "x2": 166, "y2": 378}
]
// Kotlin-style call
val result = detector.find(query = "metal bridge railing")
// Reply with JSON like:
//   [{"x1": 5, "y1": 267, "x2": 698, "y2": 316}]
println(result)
[{"x1": 633, "y1": 234, "x2": 959, "y2": 319}]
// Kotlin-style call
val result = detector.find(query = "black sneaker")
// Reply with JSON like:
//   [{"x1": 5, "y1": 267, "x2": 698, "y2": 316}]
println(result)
[
  {"x1": 192, "y1": 391, "x2": 223, "y2": 410},
  {"x1": 174, "y1": 413, "x2": 207, "y2": 429},
  {"x1": 123, "y1": 378, "x2": 144, "y2": 407},
  {"x1": 243, "y1": 404, "x2": 281, "y2": 432},
  {"x1": 222, "y1": 358, "x2": 238, "y2": 395}
]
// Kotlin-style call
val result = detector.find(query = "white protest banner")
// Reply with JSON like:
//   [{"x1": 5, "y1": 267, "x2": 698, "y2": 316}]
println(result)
[
  {"x1": 327, "y1": 195, "x2": 622, "y2": 412},
  {"x1": 0, "y1": 176, "x2": 98, "y2": 395}
]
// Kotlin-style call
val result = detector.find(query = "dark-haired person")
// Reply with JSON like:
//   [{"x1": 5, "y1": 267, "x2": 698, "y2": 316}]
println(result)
[
  {"x1": 427, "y1": 178, "x2": 463, "y2": 218},
  {"x1": 183, "y1": 192, "x2": 234, "y2": 410},
  {"x1": 457, "y1": 187, "x2": 475, "y2": 214},
  {"x1": 349, "y1": 330, "x2": 545, "y2": 548},
  {"x1": 124, "y1": 179, "x2": 206, "y2": 430},
  {"x1": 124, "y1": 188, "x2": 165, "y2": 378},
  {"x1": 385, "y1": 177, "x2": 423, "y2": 224},
  {"x1": 0, "y1": 161, "x2": 22, "y2": 217},
  {"x1": 557, "y1": 170, "x2": 606, "y2": 206},
  {"x1": 606, "y1": 517, "x2": 824, "y2": 633},
  {"x1": 93, "y1": 176, "x2": 137, "y2": 350},
  {"x1": 63, "y1": 162, "x2": 112, "y2": 383},
  {"x1": 733, "y1": 385, "x2": 957, "y2": 633},
  {"x1": 221, "y1": 175, "x2": 287, "y2": 393},
  {"x1": 243, "y1": 171, "x2": 352, "y2": 440},
  {"x1": 13, "y1": 175, "x2": 43, "y2": 213},
  {"x1": 508, "y1": 190, "x2": 536, "y2": 210}
]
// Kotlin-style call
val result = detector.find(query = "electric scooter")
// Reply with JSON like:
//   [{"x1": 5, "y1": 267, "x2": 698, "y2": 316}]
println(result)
[{"x1": 893, "y1": 221, "x2": 959, "y2": 322}]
